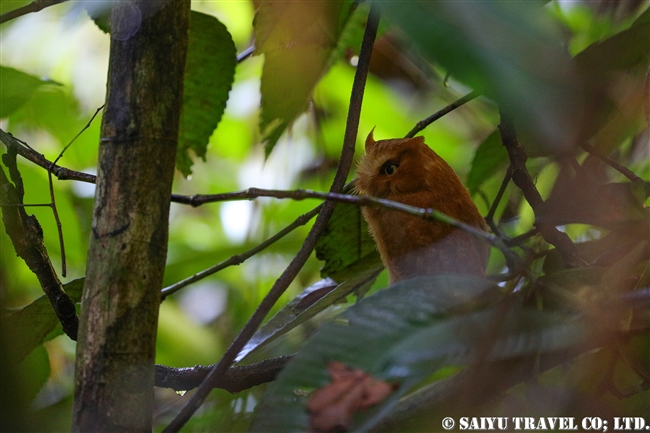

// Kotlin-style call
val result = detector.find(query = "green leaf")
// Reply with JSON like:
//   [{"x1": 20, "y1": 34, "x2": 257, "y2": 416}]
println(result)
[
  {"x1": 3, "y1": 279, "x2": 83, "y2": 363},
  {"x1": 315, "y1": 202, "x2": 381, "y2": 281},
  {"x1": 0, "y1": 67, "x2": 58, "y2": 119},
  {"x1": 177, "y1": 11, "x2": 237, "y2": 177},
  {"x1": 254, "y1": 0, "x2": 354, "y2": 154},
  {"x1": 251, "y1": 275, "x2": 503, "y2": 433},
  {"x1": 466, "y1": 130, "x2": 508, "y2": 195},
  {"x1": 378, "y1": 2, "x2": 582, "y2": 156}
]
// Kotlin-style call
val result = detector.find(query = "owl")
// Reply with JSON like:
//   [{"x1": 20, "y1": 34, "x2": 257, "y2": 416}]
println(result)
[{"x1": 355, "y1": 131, "x2": 489, "y2": 282}]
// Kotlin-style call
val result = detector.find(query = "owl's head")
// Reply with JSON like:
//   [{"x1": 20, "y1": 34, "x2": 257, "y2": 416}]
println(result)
[{"x1": 355, "y1": 130, "x2": 451, "y2": 198}]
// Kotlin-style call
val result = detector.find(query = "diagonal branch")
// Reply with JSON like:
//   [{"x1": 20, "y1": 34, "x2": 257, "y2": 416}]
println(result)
[
  {"x1": 0, "y1": 0, "x2": 66, "y2": 24},
  {"x1": 404, "y1": 90, "x2": 481, "y2": 138},
  {"x1": 163, "y1": 6, "x2": 382, "y2": 432},
  {"x1": 160, "y1": 205, "x2": 321, "y2": 299},
  {"x1": 579, "y1": 141, "x2": 645, "y2": 183},
  {"x1": 0, "y1": 149, "x2": 79, "y2": 340},
  {"x1": 498, "y1": 113, "x2": 584, "y2": 268}
]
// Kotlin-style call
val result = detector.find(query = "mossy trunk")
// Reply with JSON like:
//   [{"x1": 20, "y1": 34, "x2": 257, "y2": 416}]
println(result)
[{"x1": 72, "y1": 1, "x2": 190, "y2": 431}]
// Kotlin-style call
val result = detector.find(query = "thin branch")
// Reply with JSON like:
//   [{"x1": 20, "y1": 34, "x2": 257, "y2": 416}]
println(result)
[
  {"x1": 0, "y1": 128, "x2": 96, "y2": 183},
  {"x1": 46, "y1": 167, "x2": 66, "y2": 276},
  {"x1": 163, "y1": 6, "x2": 382, "y2": 432},
  {"x1": 237, "y1": 45, "x2": 255, "y2": 63},
  {"x1": 155, "y1": 356, "x2": 291, "y2": 393},
  {"x1": 484, "y1": 166, "x2": 512, "y2": 237},
  {"x1": 506, "y1": 228, "x2": 539, "y2": 247},
  {"x1": 0, "y1": 0, "x2": 65, "y2": 24},
  {"x1": 176, "y1": 186, "x2": 508, "y2": 248},
  {"x1": 498, "y1": 113, "x2": 585, "y2": 268},
  {"x1": 0, "y1": 149, "x2": 79, "y2": 339},
  {"x1": 404, "y1": 90, "x2": 481, "y2": 138},
  {"x1": 46, "y1": 105, "x2": 104, "y2": 277},
  {"x1": 160, "y1": 205, "x2": 321, "y2": 299},
  {"x1": 579, "y1": 141, "x2": 644, "y2": 183}
]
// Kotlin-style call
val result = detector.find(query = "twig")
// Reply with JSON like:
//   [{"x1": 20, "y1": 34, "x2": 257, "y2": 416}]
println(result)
[
  {"x1": 237, "y1": 45, "x2": 255, "y2": 63},
  {"x1": 498, "y1": 113, "x2": 584, "y2": 268},
  {"x1": 155, "y1": 356, "x2": 291, "y2": 393},
  {"x1": 0, "y1": 0, "x2": 65, "y2": 24},
  {"x1": 162, "y1": 6, "x2": 382, "y2": 432},
  {"x1": 46, "y1": 167, "x2": 66, "y2": 276},
  {"x1": 47, "y1": 105, "x2": 104, "y2": 277},
  {"x1": 175, "y1": 186, "x2": 507, "y2": 247},
  {"x1": 484, "y1": 166, "x2": 512, "y2": 237},
  {"x1": 0, "y1": 128, "x2": 96, "y2": 183},
  {"x1": 404, "y1": 90, "x2": 481, "y2": 138},
  {"x1": 160, "y1": 205, "x2": 321, "y2": 299},
  {"x1": 579, "y1": 141, "x2": 644, "y2": 183},
  {"x1": 506, "y1": 228, "x2": 539, "y2": 247}
]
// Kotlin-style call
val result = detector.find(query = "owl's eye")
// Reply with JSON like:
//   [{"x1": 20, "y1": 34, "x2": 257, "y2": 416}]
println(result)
[{"x1": 381, "y1": 161, "x2": 399, "y2": 176}]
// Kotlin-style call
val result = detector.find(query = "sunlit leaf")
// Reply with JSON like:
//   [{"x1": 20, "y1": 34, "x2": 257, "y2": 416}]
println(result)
[
  {"x1": 177, "y1": 11, "x2": 237, "y2": 177},
  {"x1": 255, "y1": 0, "x2": 354, "y2": 154},
  {"x1": 0, "y1": 67, "x2": 58, "y2": 119},
  {"x1": 2, "y1": 279, "x2": 83, "y2": 363},
  {"x1": 466, "y1": 130, "x2": 508, "y2": 195}
]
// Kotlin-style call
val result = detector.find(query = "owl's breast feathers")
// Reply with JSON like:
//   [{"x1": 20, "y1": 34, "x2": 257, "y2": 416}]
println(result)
[{"x1": 355, "y1": 132, "x2": 488, "y2": 282}]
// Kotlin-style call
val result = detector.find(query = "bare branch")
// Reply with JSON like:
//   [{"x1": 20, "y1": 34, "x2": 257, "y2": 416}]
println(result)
[
  {"x1": 579, "y1": 141, "x2": 644, "y2": 183},
  {"x1": 163, "y1": 6, "x2": 382, "y2": 432},
  {"x1": 155, "y1": 356, "x2": 291, "y2": 393},
  {"x1": 172, "y1": 186, "x2": 512, "y2": 252},
  {"x1": 160, "y1": 205, "x2": 321, "y2": 299},
  {"x1": 498, "y1": 113, "x2": 585, "y2": 268},
  {"x1": 404, "y1": 90, "x2": 481, "y2": 138},
  {"x1": 0, "y1": 149, "x2": 79, "y2": 340},
  {"x1": 0, "y1": 0, "x2": 66, "y2": 24},
  {"x1": 0, "y1": 128, "x2": 96, "y2": 183},
  {"x1": 484, "y1": 166, "x2": 512, "y2": 237}
]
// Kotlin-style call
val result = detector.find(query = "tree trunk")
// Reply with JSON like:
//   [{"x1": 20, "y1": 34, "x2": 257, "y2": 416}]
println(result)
[{"x1": 72, "y1": 1, "x2": 190, "y2": 431}]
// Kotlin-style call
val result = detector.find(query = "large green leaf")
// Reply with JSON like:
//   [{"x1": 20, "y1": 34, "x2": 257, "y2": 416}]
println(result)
[
  {"x1": 378, "y1": 1, "x2": 582, "y2": 156},
  {"x1": 252, "y1": 275, "x2": 544, "y2": 432},
  {"x1": 254, "y1": 0, "x2": 354, "y2": 154},
  {"x1": 177, "y1": 11, "x2": 237, "y2": 177},
  {"x1": 2, "y1": 279, "x2": 83, "y2": 363},
  {"x1": 0, "y1": 66, "x2": 58, "y2": 119}
]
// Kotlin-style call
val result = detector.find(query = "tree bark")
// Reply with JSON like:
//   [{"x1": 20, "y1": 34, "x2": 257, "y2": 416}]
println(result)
[{"x1": 72, "y1": 1, "x2": 190, "y2": 431}]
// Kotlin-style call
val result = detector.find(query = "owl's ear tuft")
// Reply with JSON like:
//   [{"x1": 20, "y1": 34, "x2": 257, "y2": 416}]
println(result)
[
  {"x1": 411, "y1": 136, "x2": 425, "y2": 145},
  {"x1": 365, "y1": 128, "x2": 377, "y2": 152}
]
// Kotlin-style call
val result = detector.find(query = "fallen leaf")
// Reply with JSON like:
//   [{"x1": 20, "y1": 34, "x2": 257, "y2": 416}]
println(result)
[{"x1": 307, "y1": 361, "x2": 397, "y2": 433}]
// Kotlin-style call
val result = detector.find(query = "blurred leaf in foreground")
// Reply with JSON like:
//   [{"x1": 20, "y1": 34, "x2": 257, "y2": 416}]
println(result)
[{"x1": 254, "y1": 0, "x2": 354, "y2": 154}]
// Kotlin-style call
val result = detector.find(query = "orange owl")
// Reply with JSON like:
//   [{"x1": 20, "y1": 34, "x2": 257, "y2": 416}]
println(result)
[{"x1": 355, "y1": 131, "x2": 489, "y2": 282}]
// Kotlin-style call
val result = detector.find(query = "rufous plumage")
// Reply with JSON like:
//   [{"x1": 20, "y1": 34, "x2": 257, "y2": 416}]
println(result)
[{"x1": 355, "y1": 131, "x2": 488, "y2": 282}]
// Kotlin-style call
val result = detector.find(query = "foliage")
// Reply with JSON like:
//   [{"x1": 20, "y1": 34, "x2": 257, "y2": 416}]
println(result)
[{"x1": 0, "y1": 0, "x2": 648, "y2": 432}]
